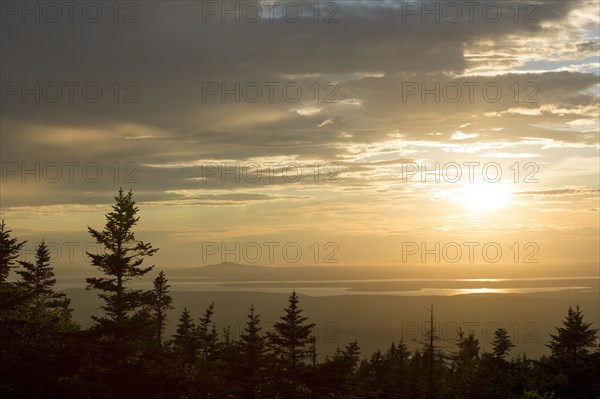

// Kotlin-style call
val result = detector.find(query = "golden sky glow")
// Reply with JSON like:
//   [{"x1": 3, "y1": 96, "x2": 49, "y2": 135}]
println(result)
[{"x1": 1, "y1": 1, "x2": 598, "y2": 268}]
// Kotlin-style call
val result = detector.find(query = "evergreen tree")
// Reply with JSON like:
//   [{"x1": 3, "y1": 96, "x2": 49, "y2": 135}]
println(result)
[
  {"x1": 0, "y1": 220, "x2": 26, "y2": 284},
  {"x1": 0, "y1": 220, "x2": 27, "y2": 313},
  {"x1": 478, "y1": 328, "x2": 516, "y2": 399},
  {"x1": 197, "y1": 302, "x2": 219, "y2": 361},
  {"x1": 17, "y1": 240, "x2": 70, "y2": 313},
  {"x1": 450, "y1": 330, "x2": 481, "y2": 398},
  {"x1": 236, "y1": 304, "x2": 268, "y2": 399},
  {"x1": 84, "y1": 189, "x2": 158, "y2": 398},
  {"x1": 382, "y1": 339, "x2": 411, "y2": 398},
  {"x1": 86, "y1": 188, "x2": 157, "y2": 328},
  {"x1": 492, "y1": 327, "x2": 515, "y2": 359},
  {"x1": 364, "y1": 349, "x2": 386, "y2": 396},
  {"x1": 547, "y1": 305, "x2": 598, "y2": 366},
  {"x1": 343, "y1": 340, "x2": 361, "y2": 371},
  {"x1": 318, "y1": 340, "x2": 361, "y2": 397},
  {"x1": 173, "y1": 307, "x2": 198, "y2": 365},
  {"x1": 192, "y1": 303, "x2": 221, "y2": 398},
  {"x1": 407, "y1": 350, "x2": 427, "y2": 398},
  {"x1": 547, "y1": 305, "x2": 599, "y2": 398},
  {"x1": 150, "y1": 270, "x2": 173, "y2": 346},
  {"x1": 268, "y1": 290, "x2": 316, "y2": 398}
]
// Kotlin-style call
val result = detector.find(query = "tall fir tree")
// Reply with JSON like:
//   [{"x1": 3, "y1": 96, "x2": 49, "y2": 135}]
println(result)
[
  {"x1": 196, "y1": 302, "x2": 219, "y2": 361},
  {"x1": 492, "y1": 327, "x2": 515, "y2": 359},
  {"x1": 547, "y1": 305, "x2": 598, "y2": 366},
  {"x1": 86, "y1": 188, "x2": 157, "y2": 329},
  {"x1": 150, "y1": 270, "x2": 173, "y2": 346},
  {"x1": 546, "y1": 305, "x2": 599, "y2": 398},
  {"x1": 237, "y1": 304, "x2": 268, "y2": 398},
  {"x1": 450, "y1": 330, "x2": 481, "y2": 398},
  {"x1": 268, "y1": 290, "x2": 316, "y2": 398},
  {"x1": 17, "y1": 240, "x2": 70, "y2": 313},
  {"x1": 84, "y1": 189, "x2": 158, "y2": 398},
  {"x1": 173, "y1": 307, "x2": 198, "y2": 365}
]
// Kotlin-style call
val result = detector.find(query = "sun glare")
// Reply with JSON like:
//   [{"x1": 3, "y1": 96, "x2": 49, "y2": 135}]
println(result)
[{"x1": 454, "y1": 181, "x2": 513, "y2": 213}]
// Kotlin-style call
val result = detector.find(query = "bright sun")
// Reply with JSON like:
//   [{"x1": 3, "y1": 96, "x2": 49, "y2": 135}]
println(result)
[{"x1": 454, "y1": 181, "x2": 513, "y2": 213}]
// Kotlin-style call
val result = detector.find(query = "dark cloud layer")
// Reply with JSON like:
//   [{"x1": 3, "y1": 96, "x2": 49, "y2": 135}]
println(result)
[{"x1": 1, "y1": 0, "x2": 597, "y2": 210}]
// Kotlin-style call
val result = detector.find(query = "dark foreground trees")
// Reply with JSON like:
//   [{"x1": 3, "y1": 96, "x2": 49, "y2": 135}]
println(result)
[
  {"x1": 1, "y1": 191, "x2": 599, "y2": 398},
  {"x1": 0, "y1": 226, "x2": 76, "y2": 398}
]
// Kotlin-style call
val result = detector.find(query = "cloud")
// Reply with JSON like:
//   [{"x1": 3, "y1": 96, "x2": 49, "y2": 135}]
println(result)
[
  {"x1": 317, "y1": 119, "x2": 334, "y2": 128},
  {"x1": 451, "y1": 132, "x2": 479, "y2": 140},
  {"x1": 481, "y1": 152, "x2": 542, "y2": 159},
  {"x1": 1, "y1": 0, "x2": 597, "y2": 241},
  {"x1": 514, "y1": 188, "x2": 600, "y2": 196}
]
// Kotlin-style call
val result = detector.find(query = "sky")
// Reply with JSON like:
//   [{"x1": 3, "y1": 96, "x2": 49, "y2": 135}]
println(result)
[{"x1": 1, "y1": 0, "x2": 599, "y2": 268}]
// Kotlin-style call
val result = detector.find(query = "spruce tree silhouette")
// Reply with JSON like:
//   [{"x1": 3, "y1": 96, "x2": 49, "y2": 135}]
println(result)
[
  {"x1": 0, "y1": 220, "x2": 26, "y2": 285},
  {"x1": 17, "y1": 240, "x2": 70, "y2": 313},
  {"x1": 85, "y1": 188, "x2": 158, "y2": 398},
  {"x1": 150, "y1": 270, "x2": 173, "y2": 346},
  {"x1": 86, "y1": 188, "x2": 157, "y2": 329},
  {"x1": 268, "y1": 290, "x2": 316, "y2": 398}
]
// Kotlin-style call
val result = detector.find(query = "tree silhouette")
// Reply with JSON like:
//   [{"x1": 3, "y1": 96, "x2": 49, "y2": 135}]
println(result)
[
  {"x1": 17, "y1": 240, "x2": 70, "y2": 313},
  {"x1": 450, "y1": 330, "x2": 481, "y2": 397},
  {"x1": 193, "y1": 302, "x2": 220, "y2": 397},
  {"x1": 422, "y1": 303, "x2": 443, "y2": 399},
  {"x1": 546, "y1": 305, "x2": 599, "y2": 398},
  {"x1": 236, "y1": 304, "x2": 268, "y2": 398},
  {"x1": 86, "y1": 188, "x2": 157, "y2": 328},
  {"x1": 268, "y1": 290, "x2": 316, "y2": 398},
  {"x1": 0, "y1": 220, "x2": 27, "y2": 311},
  {"x1": 0, "y1": 220, "x2": 26, "y2": 284},
  {"x1": 318, "y1": 340, "x2": 361, "y2": 397},
  {"x1": 84, "y1": 188, "x2": 158, "y2": 398},
  {"x1": 173, "y1": 306, "x2": 198, "y2": 365},
  {"x1": 547, "y1": 305, "x2": 598, "y2": 366},
  {"x1": 197, "y1": 302, "x2": 219, "y2": 361},
  {"x1": 150, "y1": 270, "x2": 173, "y2": 346}
]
